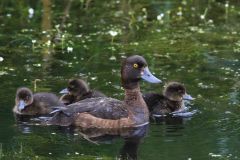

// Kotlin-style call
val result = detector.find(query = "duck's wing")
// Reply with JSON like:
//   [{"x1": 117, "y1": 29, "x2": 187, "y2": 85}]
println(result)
[{"x1": 57, "y1": 97, "x2": 128, "y2": 120}]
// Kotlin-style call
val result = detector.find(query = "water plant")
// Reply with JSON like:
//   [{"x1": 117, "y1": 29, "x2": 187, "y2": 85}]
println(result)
[
  {"x1": 67, "y1": 47, "x2": 73, "y2": 52},
  {"x1": 142, "y1": 8, "x2": 147, "y2": 17},
  {"x1": 225, "y1": 1, "x2": 229, "y2": 23},
  {"x1": 108, "y1": 30, "x2": 118, "y2": 60},
  {"x1": 32, "y1": 40, "x2": 36, "y2": 53},
  {"x1": 46, "y1": 40, "x2": 51, "y2": 53},
  {"x1": 108, "y1": 30, "x2": 117, "y2": 45},
  {"x1": 167, "y1": 10, "x2": 171, "y2": 21},
  {"x1": 34, "y1": 79, "x2": 41, "y2": 92},
  {"x1": 177, "y1": 7, "x2": 182, "y2": 20},
  {"x1": 200, "y1": 7, "x2": 208, "y2": 25},
  {"x1": 128, "y1": 11, "x2": 140, "y2": 31}
]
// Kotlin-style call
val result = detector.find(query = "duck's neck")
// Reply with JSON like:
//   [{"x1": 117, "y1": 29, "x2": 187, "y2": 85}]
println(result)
[
  {"x1": 124, "y1": 86, "x2": 149, "y2": 124},
  {"x1": 124, "y1": 87, "x2": 143, "y2": 106}
]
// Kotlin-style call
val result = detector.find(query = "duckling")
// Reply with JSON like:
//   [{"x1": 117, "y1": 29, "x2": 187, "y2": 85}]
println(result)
[
  {"x1": 59, "y1": 79, "x2": 106, "y2": 105},
  {"x1": 142, "y1": 82, "x2": 194, "y2": 115},
  {"x1": 48, "y1": 55, "x2": 162, "y2": 128},
  {"x1": 13, "y1": 87, "x2": 64, "y2": 115}
]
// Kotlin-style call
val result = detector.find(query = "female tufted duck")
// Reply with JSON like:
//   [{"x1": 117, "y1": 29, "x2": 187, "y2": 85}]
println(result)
[
  {"x1": 142, "y1": 82, "x2": 194, "y2": 115},
  {"x1": 60, "y1": 79, "x2": 106, "y2": 105},
  {"x1": 48, "y1": 55, "x2": 162, "y2": 128},
  {"x1": 13, "y1": 87, "x2": 64, "y2": 115}
]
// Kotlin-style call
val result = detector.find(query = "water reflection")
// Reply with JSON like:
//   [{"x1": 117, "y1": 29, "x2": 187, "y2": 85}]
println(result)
[
  {"x1": 74, "y1": 125, "x2": 149, "y2": 160},
  {"x1": 149, "y1": 113, "x2": 194, "y2": 138},
  {"x1": 15, "y1": 117, "x2": 148, "y2": 160}
]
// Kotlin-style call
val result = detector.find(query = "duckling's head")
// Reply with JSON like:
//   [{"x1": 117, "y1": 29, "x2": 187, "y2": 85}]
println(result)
[
  {"x1": 121, "y1": 55, "x2": 162, "y2": 89},
  {"x1": 15, "y1": 88, "x2": 34, "y2": 110},
  {"x1": 60, "y1": 79, "x2": 89, "y2": 96},
  {"x1": 164, "y1": 82, "x2": 194, "y2": 101}
]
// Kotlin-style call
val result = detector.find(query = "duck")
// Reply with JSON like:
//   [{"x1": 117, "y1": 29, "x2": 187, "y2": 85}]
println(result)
[
  {"x1": 59, "y1": 79, "x2": 106, "y2": 105},
  {"x1": 13, "y1": 87, "x2": 64, "y2": 116},
  {"x1": 142, "y1": 82, "x2": 194, "y2": 115},
  {"x1": 48, "y1": 55, "x2": 162, "y2": 128}
]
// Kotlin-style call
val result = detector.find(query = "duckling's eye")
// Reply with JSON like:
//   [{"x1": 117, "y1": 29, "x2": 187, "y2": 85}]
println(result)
[
  {"x1": 133, "y1": 64, "x2": 138, "y2": 68},
  {"x1": 178, "y1": 90, "x2": 182, "y2": 93},
  {"x1": 70, "y1": 85, "x2": 75, "y2": 88},
  {"x1": 26, "y1": 96, "x2": 28, "y2": 100}
]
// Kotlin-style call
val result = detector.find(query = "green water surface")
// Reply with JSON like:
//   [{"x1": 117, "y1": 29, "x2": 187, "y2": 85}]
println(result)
[{"x1": 0, "y1": 0, "x2": 240, "y2": 159}]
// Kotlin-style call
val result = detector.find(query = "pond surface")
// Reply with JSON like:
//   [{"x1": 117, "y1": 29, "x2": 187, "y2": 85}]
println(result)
[{"x1": 1, "y1": 0, "x2": 240, "y2": 159}]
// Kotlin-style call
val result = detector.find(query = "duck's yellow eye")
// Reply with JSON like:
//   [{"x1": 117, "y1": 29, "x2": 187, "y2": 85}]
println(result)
[{"x1": 133, "y1": 64, "x2": 138, "y2": 68}]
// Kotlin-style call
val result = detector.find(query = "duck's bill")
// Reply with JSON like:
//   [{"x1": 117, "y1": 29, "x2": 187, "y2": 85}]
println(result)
[
  {"x1": 18, "y1": 100, "x2": 25, "y2": 110},
  {"x1": 140, "y1": 68, "x2": 162, "y2": 84},
  {"x1": 183, "y1": 93, "x2": 194, "y2": 101},
  {"x1": 60, "y1": 88, "x2": 69, "y2": 94}
]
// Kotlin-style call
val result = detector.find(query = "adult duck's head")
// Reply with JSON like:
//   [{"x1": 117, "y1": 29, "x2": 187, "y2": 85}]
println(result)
[
  {"x1": 164, "y1": 82, "x2": 194, "y2": 101},
  {"x1": 15, "y1": 88, "x2": 34, "y2": 111},
  {"x1": 60, "y1": 79, "x2": 89, "y2": 97},
  {"x1": 121, "y1": 55, "x2": 162, "y2": 89}
]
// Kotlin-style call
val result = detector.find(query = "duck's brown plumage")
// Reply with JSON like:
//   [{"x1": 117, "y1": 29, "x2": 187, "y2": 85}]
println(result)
[
  {"x1": 48, "y1": 55, "x2": 162, "y2": 128},
  {"x1": 142, "y1": 82, "x2": 193, "y2": 115},
  {"x1": 60, "y1": 79, "x2": 106, "y2": 104},
  {"x1": 13, "y1": 87, "x2": 64, "y2": 116}
]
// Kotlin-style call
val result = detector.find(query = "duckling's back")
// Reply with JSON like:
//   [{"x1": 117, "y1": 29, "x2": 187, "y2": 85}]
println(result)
[
  {"x1": 33, "y1": 92, "x2": 63, "y2": 107},
  {"x1": 60, "y1": 90, "x2": 106, "y2": 105},
  {"x1": 80, "y1": 90, "x2": 106, "y2": 100},
  {"x1": 142, "y1": 92, "x2": 173, "y2": 115},
  {"x1": 18, "y1": 92, "x2": 63, "y2": 115}
]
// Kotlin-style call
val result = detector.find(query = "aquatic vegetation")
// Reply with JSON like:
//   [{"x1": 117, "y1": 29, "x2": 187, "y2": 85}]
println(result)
[
  {"x1": 67, "y1": 47, "x2": 73, "y2": 52},
  {"x1": 108, "y1": 30, "x2": 118, "y2": 44}
]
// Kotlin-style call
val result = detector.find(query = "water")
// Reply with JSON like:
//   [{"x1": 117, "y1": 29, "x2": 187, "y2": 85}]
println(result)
[{"x1": 0, "y1": 0, "x2": 240, "y2": 159}]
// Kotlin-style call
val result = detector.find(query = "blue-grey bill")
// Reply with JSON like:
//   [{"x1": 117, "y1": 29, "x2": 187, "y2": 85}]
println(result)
[
  {"x1": 18, "y1": 100, "x2": 25, "y2": 110},
  {"x1": 60, "y1": 88, "x2": 69, "y2": 94},
  {"x1": 183, "y1": 93, "x2": 194, "y2": 101},
  {"x1": 140, "y1": 68, "x2": 162, "y2": 84}
]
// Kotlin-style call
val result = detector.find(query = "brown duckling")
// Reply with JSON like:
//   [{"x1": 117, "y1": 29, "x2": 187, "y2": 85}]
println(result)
[
  {"x1": 142, "y1": 82, "x2": 194, "y2": 115},
  {"x1": 48, "y1": 55, "x2": 162, "y2": 128},
  {"x1": 13, "y1": 87, "x2": 64, "y2": 115},
  {"x1": 59, "y1": 79, "x2": 106, "y2": 105}
]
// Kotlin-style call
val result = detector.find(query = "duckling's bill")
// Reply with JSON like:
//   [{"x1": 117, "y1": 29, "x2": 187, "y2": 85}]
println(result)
[
  {"x1": 183, "y1": 93, "x2": 194, "y2": 101},
  {"x1": 18, "y1": 100, "x2": 25, "y2": 110},
  {"x1": 60, "y1": 88, "x2": 70, "y2": 94},
  {"x1": 140, "y1": 67, "x2": 162, "y2": 84}
]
